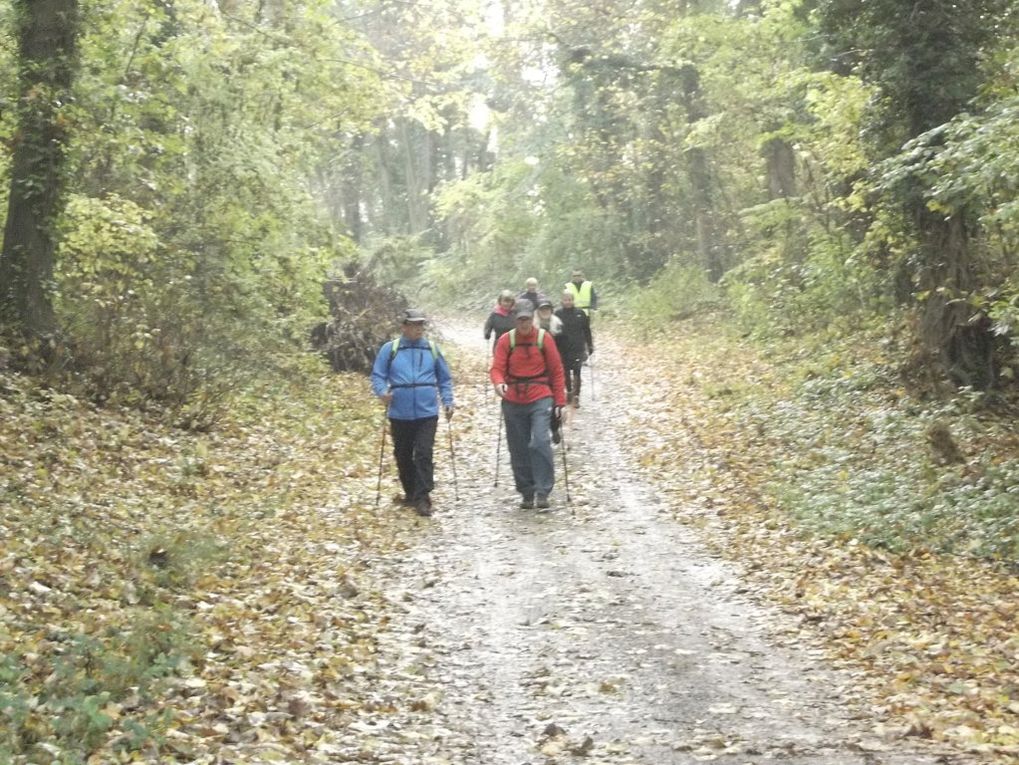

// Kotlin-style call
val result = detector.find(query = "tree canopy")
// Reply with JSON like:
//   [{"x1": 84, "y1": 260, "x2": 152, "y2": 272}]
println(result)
[{"x1": 1, "y1": 0, "x2": 1017, "y2": 395}]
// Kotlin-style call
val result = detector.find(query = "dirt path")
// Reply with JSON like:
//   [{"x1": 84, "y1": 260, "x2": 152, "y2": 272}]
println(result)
[{"x1": 341, "y1": 322, "x2": 963, "y2": 764}]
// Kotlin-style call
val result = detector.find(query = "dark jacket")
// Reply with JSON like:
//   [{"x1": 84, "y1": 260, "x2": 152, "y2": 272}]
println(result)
[
  {"x1": 517, "y1": 290, "x2": 547, "y2": 308},
  {"x1": 554, "y1": 307, "x2": 593, "y2": 367},
  {"x1": 484, "y1": 308, "x2": 516, "y2": 344}
]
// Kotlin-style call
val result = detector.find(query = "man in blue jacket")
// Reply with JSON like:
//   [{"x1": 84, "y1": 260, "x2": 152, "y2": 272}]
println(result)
[{"x1": 371, "y1": 309, "x2": 455, "y2": 517}]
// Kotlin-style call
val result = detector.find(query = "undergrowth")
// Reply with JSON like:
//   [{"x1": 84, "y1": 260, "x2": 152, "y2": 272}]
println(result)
[
  {"x1": 0, "y1": 350, "x2": 381, "y2": 763},
  {"x1": 622, "y1": 306, "x2": 1019, "y2": 564}
]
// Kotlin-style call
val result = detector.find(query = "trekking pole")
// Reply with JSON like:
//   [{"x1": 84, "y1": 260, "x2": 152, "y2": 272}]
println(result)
[
  {"x1": 589, "y1": 354, "x2": 596, "y2": 402},
  {"x1": 559, "y1": 414, "x2": 572, "y2": 506},
  {"x1": 446, "y1": 413, "x2": 460, "y2": 501},
  {"x1": 374, "y1": 412, "x2": 388, "y2": 509},
  {"x1": 486, "y1": 343, "x2": 492, "y2": 401},
  {"x1": 493, "y1": 411, "x2": 503, "y2": 487}
]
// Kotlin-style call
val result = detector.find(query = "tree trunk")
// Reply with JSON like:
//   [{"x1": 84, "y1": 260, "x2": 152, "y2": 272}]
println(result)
[
  {"x1": 678, "y1": 65, "x2": 723, "y2": 281},
  {"x1": 916, "y1": 210, "x2": 995, "y2": 389},
  {"x1": 342, "y1": 134, "x2": 365, "y2": 244},
  {"x1": 0, "y1": 0, "x2": 81, "y2": 346}
]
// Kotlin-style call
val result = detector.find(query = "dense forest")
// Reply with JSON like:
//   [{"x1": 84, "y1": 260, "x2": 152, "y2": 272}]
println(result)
[
  {"x1": 1, "y1": 0, "x2": 1017, "y2": 398},
  {"x1": 3, "y1": 2, "x2": 1019, "y2": 763}
]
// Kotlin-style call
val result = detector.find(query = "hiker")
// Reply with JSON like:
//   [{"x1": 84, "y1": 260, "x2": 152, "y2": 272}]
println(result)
[
  {"x1": 370, "y1": 309, "x2": 455, "y2": 517},
  {"x1": 564, "y1": 268, "x2": 598, "y2": 315},
  {"x1": 536, "y1": 297, "x2": 563, "y2": 336},
  {"x1": 517, "y1": 277, "x2": 547, "y2": 309},
  {"x1": 554, "y1": 291, "x2": 593, "y2": 406},
  {"x1": 490, "y1": 299, "x2": 567, "y2": 510},
  {"x1": 483, "y1": 290, "x2": 516, "y2": 351}
]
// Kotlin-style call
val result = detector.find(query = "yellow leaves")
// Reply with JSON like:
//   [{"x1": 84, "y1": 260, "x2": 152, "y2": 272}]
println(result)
[
  {"x1": 607, "y1": 319, "x2": 1019, "y2": 762},
  {"x1": 0, "y1": 363, "x2": 403, "y2": 762}
]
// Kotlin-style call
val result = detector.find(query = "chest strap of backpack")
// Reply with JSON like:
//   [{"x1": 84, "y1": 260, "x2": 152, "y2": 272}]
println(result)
[
  {"x1": 388, "y1": 337, "x2": 440, "y2": 388},
  {"x1": 506, "y1": 328, "x2": 550, "y2": 387}
]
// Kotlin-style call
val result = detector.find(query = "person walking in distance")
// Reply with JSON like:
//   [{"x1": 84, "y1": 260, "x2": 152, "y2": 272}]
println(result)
[
  {"x1": 490, "y1": 300, "x2": 567, "y2": 510},
  {"x1": 517, "y1": 277, "x2": 547, "y2": 309},
  {"x1": 535, "y1": 297, "x2": 563, "y2": 337},
  {"x1": 554, "y1": 291, "x2": 593, "y2": 407},
  {"x1": 564, "y1": 268, "x2": 597, "y2": 315},
  {"x1": 483, "y1": 290, "x2": 516, "y2": 351},
  {"x1": 370, "y1": 309, "x2": 455, "y2": 517}
]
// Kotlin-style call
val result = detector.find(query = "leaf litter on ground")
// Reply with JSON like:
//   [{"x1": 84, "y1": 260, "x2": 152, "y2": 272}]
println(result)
[
  {"x1": 609, "y1": 316, "x2": 1019, "y2": 760},
  {"x1": 3, "y1": 317, "x2": 1019, "y2": 763}
]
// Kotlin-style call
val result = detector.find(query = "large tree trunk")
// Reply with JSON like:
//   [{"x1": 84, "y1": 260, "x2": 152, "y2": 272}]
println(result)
[
  {"x1": 0, "y1": 0, "x2": 81, "y2": 346},
  {"x1": 916, "y1": 210, "x2": 995, "y2": 389}
]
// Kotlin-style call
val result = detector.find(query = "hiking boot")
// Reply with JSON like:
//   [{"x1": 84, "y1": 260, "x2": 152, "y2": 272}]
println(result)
[
  {"x1": 414, "y1": 495, "x2": 433, "y2": 517},
  {"x1": 535, "y1": 494, "x2": 551, "y2": 510},
  {"x1": 519, "y1": 495, "x2": 534, "y2": 509}
]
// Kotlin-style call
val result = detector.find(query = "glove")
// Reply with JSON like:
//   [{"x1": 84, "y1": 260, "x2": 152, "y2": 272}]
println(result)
[
  {"x1": 553, "y1": 405, "x2": 564, "y2": 420},
  {"x1": 445, "y1": 406, "x2": 454, "y2": 420},
  {"x1": 550, "y1": 409, "x2": 562, "y2": 444},
  {"x1": 587, "y1": 347, "x2": 594, "y2": 356}
]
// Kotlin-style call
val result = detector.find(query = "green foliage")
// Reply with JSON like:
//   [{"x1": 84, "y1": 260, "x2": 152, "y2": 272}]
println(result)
[
  {"x1": 622, "y1": 262, "x2": 721, "y2": 332},
  {"x1": 0, "y1": 610, "x2": 191, "y2": 763},
  {"x1": 736, "y1": 344, "x2": 1019, "y2": 560},
  {"x1": 5, "y1": 0, "x2": 389, "y2": 422}
]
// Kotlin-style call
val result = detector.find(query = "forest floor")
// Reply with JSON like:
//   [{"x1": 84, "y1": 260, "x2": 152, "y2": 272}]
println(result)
[{"x1": 1, "y1": 317, "x2": 1017, "y2": 764}]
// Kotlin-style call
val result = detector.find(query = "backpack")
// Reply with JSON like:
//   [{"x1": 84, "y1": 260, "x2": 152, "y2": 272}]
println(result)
[
  {"x1": 390, "y1": 336, "x2": 439, "y2": 362},
  {"x1": 385, "y1": 337, "x2": 442, "y2": 388},
  {"x1": 508, "y1": 327, "x2": 545, "y2": 353},
  {"x1": 505, "y1": 328, "x2": 549, "y2": 385}
]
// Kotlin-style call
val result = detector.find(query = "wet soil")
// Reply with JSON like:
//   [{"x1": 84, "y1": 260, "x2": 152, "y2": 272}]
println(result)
[{"x1": 342, "y1": 322, "x2": 964, "y2": 764}]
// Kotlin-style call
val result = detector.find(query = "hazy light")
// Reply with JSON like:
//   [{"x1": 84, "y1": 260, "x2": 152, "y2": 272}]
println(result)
[{"x1": 469, "y1": 94, "x2": 490, "y2": 131}]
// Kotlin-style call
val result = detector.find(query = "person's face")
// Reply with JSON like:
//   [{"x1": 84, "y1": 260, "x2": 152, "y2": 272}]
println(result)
[
  {"x1": 402, "y1": 321, "x2": 426, "y2": 339},
  {"x1": 562, "y1": 294, "x2": 575, "y2": 308},
  {"x1": 515, "y1": 315, "x2": 533, "y2": 331},
  {"x1": 537, "y1": 307, "x2": 552, "y2": 318},
  {"x1": 572, "y1": 272, "x2": 584, "y2": 282},
  {"x1": 500, "y1": 296, "x2": 515, "y2": 308},
  {"x1": 525, "y1": 279, "x2": 538, "y2": 291}
]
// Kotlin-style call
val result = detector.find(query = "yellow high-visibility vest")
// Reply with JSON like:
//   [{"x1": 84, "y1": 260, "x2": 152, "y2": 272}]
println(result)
[{"x1": 565, "y1": 280, "x2": 593, "y2": 313}]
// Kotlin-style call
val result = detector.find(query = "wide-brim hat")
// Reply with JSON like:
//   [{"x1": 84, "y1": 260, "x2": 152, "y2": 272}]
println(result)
[{"x1": 401, "y1": 308, "x2": 428, "y2": 323}]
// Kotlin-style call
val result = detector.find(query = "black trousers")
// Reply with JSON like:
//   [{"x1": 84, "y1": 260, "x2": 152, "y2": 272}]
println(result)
[
  {"x1": 564, "y1": 363, "x2": 582, "y2": 400},
  {"x1": 390, "y1": 416, "x2": 438, "y2": 501}
]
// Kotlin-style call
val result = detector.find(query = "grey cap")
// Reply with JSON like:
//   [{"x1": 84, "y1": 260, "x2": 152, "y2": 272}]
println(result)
[
  {"x1": 401, "y1": 308, "x2": 428, "y2": 323},
  {"x1": 514, "y1": 299, "x2": 535, "y2": 318},
  {"x1": 537, "y1": 298, "x2": 554, "y2": 309}
]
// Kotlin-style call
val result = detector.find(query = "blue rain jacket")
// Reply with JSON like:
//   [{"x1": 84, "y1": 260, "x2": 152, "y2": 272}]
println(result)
[{"x1": 371, "y1": 336, "x2": 454, "y2": 420}]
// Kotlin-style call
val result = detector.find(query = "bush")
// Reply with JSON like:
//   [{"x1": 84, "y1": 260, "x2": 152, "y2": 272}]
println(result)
[{"x1": 621, "y1": 261, "x2": 721, "y2": 332}]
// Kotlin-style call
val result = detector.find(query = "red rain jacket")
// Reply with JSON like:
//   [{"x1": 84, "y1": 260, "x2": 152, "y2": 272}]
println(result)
[{"x1": 490, "y1": 327, "x2": 567, "y2": 406}]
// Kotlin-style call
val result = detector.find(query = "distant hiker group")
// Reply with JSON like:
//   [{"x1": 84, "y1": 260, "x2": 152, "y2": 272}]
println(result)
[
  {"x1": 485, "y1": 273, "x2": 595, "y2": 405},
  {"x1": 487, "y1": 272, "x2": 595, "y2": 510},
  {"x1": 371, "y1": 270, "x2": 598, "y2": 516}
]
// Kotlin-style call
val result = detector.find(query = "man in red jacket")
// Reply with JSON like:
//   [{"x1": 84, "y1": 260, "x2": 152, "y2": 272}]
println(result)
[{"x1": 490, "y1": 300, "x2": 567, "y2": 510}]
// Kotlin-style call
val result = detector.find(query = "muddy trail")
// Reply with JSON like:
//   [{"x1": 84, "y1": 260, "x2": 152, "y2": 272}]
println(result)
[{"x1": 347, "y1": 322, "x2": 961, "y2": 765}]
